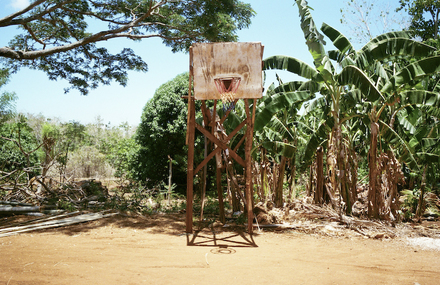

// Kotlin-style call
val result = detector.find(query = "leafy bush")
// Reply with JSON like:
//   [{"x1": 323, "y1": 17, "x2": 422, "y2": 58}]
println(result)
[
  {"x1": 130, "y1": 72, "x2": 204, "y2": 193},
  {"x1": 0, "y1": 118, "x2": 41, "y2": 178}
]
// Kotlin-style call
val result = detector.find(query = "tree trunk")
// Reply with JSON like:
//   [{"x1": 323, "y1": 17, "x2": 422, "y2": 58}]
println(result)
[
  {"x1": 272, "y1": 161, "x2": 278, "y2": 201},
  {"x1": 307, "y1": 164, "x2": 313, "y2": 197},
  {"x1": 327, "y1": 129, "x2": 337, "y2": 199},
  {"x1": 368, "y1": 122, "x2": 379, "y2": 219},
  {"x1": 287, "y1": 157, "x2": 297, "y2": 202},
  {"x1": 260, "y1": 148, "x2": 268, "y2": 201},
  {"x1": 315, "y1": 146, "x2": 324, "y2": 205},
  {"x1": 226, "y1": 161, "x2": 241, "y2": 212},
  {"x1": 338, "y1": 146, "x2": 351, "y2": 215},
  {"x1": 349, "y1": 147, "x2": 358, "y2": 211},
  {"x1": 416, "y1": 165, "x2": 428, "y2": 219},
  {"x1": 274, "y1": 156, "x2": 286, "y2": 207},
  {"x1": 168, "y1": 156, "x2": 172, "y2": 205}
]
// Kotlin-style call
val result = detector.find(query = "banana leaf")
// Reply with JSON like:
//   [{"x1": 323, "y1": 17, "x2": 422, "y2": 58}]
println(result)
[
  {"x1": 321, "y1": 22, "x2": 354, "y2": 57},
  {"x1": 255, "y1": 91, "x2": 314, "y2": 131},
  {"x1": 355, "y1": 38, "x2": 435, "y2": 70},
  {"x1": 382, "y1": 56, "x2": 440, "y2": 93},
  {"x1": 263, "y1": 55, "x2": 317, "y2": 80},
  {"x1": 295, "y1": 0, "x2": 327, "y2": 70},
  {"x1": 301, "y1": 117, "x2": 333, "y2": 167},
  {"x1": 337, "y1": 65, "x2": 384, "y2": 102},
  {"x1": 380, "y1": 119, "x2": 420, "y2": 171}
]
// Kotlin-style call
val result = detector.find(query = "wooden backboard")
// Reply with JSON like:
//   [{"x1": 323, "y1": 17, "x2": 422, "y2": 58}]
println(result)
[{"x1": 191, "y1": 42, "x2": 263, "y2": 100}]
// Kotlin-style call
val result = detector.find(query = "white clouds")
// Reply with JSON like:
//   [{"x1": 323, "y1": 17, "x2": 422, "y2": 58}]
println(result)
[{"x1": 9, "y1": 0, "x2": 30, "y2": 10}]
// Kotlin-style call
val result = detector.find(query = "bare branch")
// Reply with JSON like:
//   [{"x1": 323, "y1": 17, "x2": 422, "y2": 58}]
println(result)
[
  {"x1": 23, "y1": 23, "x2": 46, "y2": 48},
  {"x1": 0, "y1": 0, "x2": 46, "y2": 26},
  {"x1": 0, "y1": 135, "x2": 44, "y2": 157},
  {"x1": 0, "y1": 0, "x2": 77, "y2": 27}
]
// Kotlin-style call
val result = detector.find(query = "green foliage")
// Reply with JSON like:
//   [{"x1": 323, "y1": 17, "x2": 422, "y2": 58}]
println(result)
[
  {"x1": 0, "y1": 118, "x2": 41, "y2": 176},
  {"x1": 57, "y1": 200, "x2": 77, "y2": 212},
  {"x1": 107, "y1": 137, "x2": 139, "y2": 179},
  {"x1": 0, "y1": 0, "x2": 255, "y2": 94},
  {"x1": 0, "y1": 111, "x2": 141, "y2": 184},
  {"x1": 399, "y1": 189, "x2": 420, "y2": 220},
  {"x1": 0, "y1": 69, "x2": 17, "y2": 123},
  {"x1": 257, "y1": 0, "x2": 440, "y2": 217},
  {"x1": 108, "y1": 181, "x2": 185, "y2": 215},
  {"x1": 131, "y1": 72, "x2": 202, "y2": 192},
  {"x1": 397, "y1": 0, "x2": 440, "y2": 41},
  {"x1": 56, "y1": 120, "x2": 87, "y2": 168}
]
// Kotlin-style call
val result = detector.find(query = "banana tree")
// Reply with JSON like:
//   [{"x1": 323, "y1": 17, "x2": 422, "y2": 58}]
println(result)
[
  {"x1": 329, "y1": 25, "x2": 440, "y2": 219},
  {"x1": 264, "y1": 0, "x2": 383, "y2": 214},
  {"x1": 263, "y1": 0, "x2": 438, "y2": 216},
  {"x1": 378, "y1": 61, "x2": 440, "y2": 219},
  {"x1": 253, "y1": 81, "x2": 315, "y2": 206}
]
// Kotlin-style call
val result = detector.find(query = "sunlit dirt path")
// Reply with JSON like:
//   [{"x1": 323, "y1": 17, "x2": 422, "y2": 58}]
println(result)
[{"x1": 1, "y1": 214, "x2": 439, "y2": 285}]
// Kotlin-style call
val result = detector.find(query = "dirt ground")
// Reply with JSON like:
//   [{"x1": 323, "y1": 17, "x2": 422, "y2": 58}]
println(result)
[{"x1": 1, "y1": 213, "x2": 439, "y2": 285}]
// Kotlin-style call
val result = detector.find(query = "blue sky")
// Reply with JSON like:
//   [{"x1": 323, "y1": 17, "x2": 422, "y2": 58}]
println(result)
[{"x1": 0, "y1": 0, "x2": 404, "y2": 126}]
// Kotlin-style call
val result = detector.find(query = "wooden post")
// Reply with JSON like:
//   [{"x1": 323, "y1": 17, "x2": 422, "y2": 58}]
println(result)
[
  {"x1": 186, "y1": 96, "x2": 195, "y2": 233},
  {"x1": 245, "y1": 99, "x2": 254, "y2": 234},
  {"x1": 199, "y1": 136, "x2": 207, "y2": 223},
  {"x1": 216, "y1": 162, "x2": 225, "y2": 224},
  {"x1": 186, "y1": 48, "x2": 195, "y2": 233}
]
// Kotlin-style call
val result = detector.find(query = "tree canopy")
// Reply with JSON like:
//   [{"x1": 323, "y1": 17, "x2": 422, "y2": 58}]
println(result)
[
  {"x1": 131, "y1": 72, "x2": 202, "y2": 191},
  {"x1": 397, "y1": 0, "x2": 440, "y2": 40},
  {"x1": 0, "y1": 0, "x2": 255, "y2": 94},
  {"x1": 0, "y1": 69, "x2": 17, "y2": 123}
]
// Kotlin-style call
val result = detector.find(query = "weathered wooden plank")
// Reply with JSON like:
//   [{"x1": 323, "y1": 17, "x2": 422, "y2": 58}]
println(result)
[
  {"x1": 186, "y1": 96, "x2": 196, "y2": 234},
  {"x1": 195, "y1": 123, "x2": 245, "y2": 167},
  {"x1": 191, "y1": 42, "x2": 263, "y2": 100},
  {"x1": 194, "y1": 147, "x2": 221, "y2": 175},
  {"x1": 0, "y1": 201, "x2": 34, "y2": 207},
  {"x1": 0, "y1": 206, "x2": 40, "y2": 214},
  {"x1": 0, "y1": 211, "x2": 77, "y2": 230},
  {"x1": 0, "y1": 212, "x2": 117, "y2": 237}
]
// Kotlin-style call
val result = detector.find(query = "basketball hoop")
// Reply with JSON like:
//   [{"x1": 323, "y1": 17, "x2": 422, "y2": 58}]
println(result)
[
  {"x1": 214, "y1": 77, "x2": 241, "y2": 102},
  {"x1": 214, "y1": 77, "x2": 241, "y2": 111}
]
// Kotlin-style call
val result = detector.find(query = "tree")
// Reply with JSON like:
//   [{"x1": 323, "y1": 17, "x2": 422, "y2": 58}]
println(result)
[
  {"x1": 0, "y1": 69, "x2": 17, "y2": 123},
  {"x1": 340, "y1": 0, "x2": 409, "y2": 44},
  {"x1": 0, "y1": 117, "x2": 42, "y2": 183},
  {"x1": 66, "y1": 145, "x2": 113, "y2": 178},
  {"x1": 262, "y1": 0, "x2": 438, "y2": 218},
  {"x1": 253, "y1": 81, "x2": 315, "y2": 206},
  {"x1": 131, "y1": 72, "x2": 202, "y2": 191},
  {"x1": 0, "y1": 0, "x2": 255, "y2": 94},
  {"x1": 397, "y1": 0, "x2": 440, "y2": 40}
]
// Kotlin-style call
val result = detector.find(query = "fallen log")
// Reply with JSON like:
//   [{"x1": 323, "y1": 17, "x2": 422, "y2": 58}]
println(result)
[
  {"x1": 0, "y1": 206, "x2": 40, "y2": 215},
  {"x1": 0, "y1": 211, "x2": 118, "y2": 237},
  {"x1": 0, "y1": 211, "x2": 76, "y2": 230},
  {"x1": 0, "y1": 201, "x2": 34, "y2": 207},
  {"x1": 252, "y1": 223, "x2": 299, "y2": 229}
]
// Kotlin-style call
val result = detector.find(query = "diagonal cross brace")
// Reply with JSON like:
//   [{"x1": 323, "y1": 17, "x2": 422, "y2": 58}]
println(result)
[{"x1": 195, "y1": 122, "x2": 246, "y2": 168}]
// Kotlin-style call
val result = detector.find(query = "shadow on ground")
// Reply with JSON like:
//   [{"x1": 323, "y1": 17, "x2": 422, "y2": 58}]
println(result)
[
  {"x1": 0, "y1": 211, "x2": 188, "y2": 237},
  {"x1": 187, "y1": 228, "x2": 258, "y2": 248}
]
